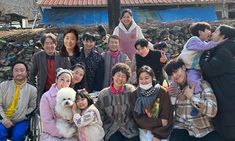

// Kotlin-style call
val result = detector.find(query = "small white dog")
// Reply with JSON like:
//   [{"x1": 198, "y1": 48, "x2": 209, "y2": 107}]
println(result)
[{"x1": 55, "y1": 87, "x2": 77, "y2": 138}]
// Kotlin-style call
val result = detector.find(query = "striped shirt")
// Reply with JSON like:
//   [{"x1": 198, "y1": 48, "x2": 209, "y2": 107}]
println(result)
[{"x1": 173, "y1": 80, "x2": 217, "y2": 138}]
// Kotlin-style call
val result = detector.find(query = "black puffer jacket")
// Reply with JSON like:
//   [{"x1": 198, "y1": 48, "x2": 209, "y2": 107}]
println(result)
[{"x1": 200, "y1": 39, "x2": 235, "y2": 141}]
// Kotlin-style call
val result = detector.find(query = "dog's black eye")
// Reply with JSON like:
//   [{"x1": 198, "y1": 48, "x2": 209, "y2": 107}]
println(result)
[
  {"x1": 68, "y1": 98, "x2": 71, "y2": 100},
  {"x1": 63, "y1": 98, "x2": 66, "y2": 100}
]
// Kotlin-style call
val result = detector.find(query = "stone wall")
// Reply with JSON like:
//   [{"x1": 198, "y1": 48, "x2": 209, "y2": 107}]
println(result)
[
  {"x1": 0, "y1": 26, "x2": 95, "y2": 82},
  {"x1": 0, "y1": 21, "x2": 235, "y2": 82},
  {"x1": 0, "y1": 29, "x2": 42, "y2": 81}
]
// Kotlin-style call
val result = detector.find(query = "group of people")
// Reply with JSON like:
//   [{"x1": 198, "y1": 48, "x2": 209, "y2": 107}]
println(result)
[
  {"x1": 166, "y1": 22, "x2": 235, "y2": 141},
  {"x1": 0, "y1": 8, "x2": 234, "y2": 141}
]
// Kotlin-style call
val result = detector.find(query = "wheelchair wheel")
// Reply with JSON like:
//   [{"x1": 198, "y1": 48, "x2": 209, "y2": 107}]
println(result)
[{"x1": 26, "y1": 113, "x2": 42, "y2": 141}]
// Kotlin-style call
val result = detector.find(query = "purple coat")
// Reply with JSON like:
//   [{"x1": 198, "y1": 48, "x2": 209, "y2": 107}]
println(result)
[{"x1": 40, "y1": 84, "x2": 62, "y2": 138}]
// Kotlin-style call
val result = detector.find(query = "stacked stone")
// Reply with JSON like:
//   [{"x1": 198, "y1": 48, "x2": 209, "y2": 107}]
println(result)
[
  {"x1": 0, "y1": 38, "x2": 41, "y2": 82},
  {"x1": 0, "y1": 20, "x2": 235, "y2": 82}
]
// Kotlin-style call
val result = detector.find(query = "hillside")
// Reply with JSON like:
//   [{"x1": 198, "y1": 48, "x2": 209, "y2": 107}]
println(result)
[{"x1": 0, "y1": 0, "x2": 37, "y2": 20}]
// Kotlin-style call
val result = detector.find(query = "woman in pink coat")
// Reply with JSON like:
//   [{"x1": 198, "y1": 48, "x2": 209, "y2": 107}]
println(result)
[{"x1": 39, "y1": 68, "x2": 77, "y2": 141}]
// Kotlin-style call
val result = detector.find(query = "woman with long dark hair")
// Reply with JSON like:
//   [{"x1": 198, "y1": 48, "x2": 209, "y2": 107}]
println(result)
[
  {"x1": 60, "y1": 28, "x2": 80, "y2": 66},
  {"x1": 113, "y1": 9, "x2": 146, "y2": 61}
]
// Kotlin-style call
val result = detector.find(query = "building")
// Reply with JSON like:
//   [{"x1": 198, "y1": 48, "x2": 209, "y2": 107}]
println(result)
[{"x1": 38, "y1": 0, "x2": 235, "y2": 26}]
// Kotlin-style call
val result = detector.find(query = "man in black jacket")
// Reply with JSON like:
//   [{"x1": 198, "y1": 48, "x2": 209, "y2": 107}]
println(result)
[
  {"x1": 200, "y1": 25, "x2": 235, "y2": 141},
  {"x1": 132, "y1": 39, "x2": 167, "y2": 85}
]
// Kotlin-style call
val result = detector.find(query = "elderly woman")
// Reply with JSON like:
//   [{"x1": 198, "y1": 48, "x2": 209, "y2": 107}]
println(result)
[
  {"x1": 200, "y1": 25, "x2": 235, "y2": 141},
  {"x1": 40, "y1": 68, "x2": 77, "y2": 141},
  {"x1": 95, "y1": 63, "x2": 139, "y2": 141}
]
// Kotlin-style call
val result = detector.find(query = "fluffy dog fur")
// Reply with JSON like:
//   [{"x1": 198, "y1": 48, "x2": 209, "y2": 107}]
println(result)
[{"x1": 55, "y1": 87, "x2": 77, "y2": 138}]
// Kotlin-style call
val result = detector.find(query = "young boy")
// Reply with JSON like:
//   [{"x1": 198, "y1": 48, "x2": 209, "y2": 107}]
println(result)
[
  {"x1": 178, "y1": 22, "x2": 222, "y2": 116},
  {"x1": 75, "y1": 32, "x2": 105, "y2": 92},
  {"x1": 132, "y1": 39, "x2": 167, "y2": 85}
]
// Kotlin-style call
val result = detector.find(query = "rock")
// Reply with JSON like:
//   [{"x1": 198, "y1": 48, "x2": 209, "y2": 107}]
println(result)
[
  {"x1": 0, "y1": 20, "x2": 235, "y2": 81},
  {"x1": 172, "y1": 26, "x2": 182, "y2": 31}
]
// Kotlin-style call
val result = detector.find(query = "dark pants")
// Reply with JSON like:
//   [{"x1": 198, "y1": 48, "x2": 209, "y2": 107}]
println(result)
[
  {"x1": 108, "y1": 131, "x2": 140, "y2": 141},
  {"x1": 169, "y1": 129, "x2": 226, "y2": 141},
  {"x1": 0, "y1": 120, "x2": 29, "y2": 141}
]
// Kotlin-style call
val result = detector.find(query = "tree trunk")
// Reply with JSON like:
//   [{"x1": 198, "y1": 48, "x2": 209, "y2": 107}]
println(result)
[{"x1": 107, "y1": 0, "x2": 120, "y2": 33}]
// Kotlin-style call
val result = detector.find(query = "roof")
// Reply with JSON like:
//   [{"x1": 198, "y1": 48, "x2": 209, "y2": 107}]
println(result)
[{"x1": 38, "y1": 0, "x2": 229, "y2": 7}]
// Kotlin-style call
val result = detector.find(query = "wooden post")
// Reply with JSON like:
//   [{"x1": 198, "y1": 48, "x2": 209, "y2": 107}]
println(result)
[{"x1": 107, "y1": 0, "x2": 120, "y2": 33}]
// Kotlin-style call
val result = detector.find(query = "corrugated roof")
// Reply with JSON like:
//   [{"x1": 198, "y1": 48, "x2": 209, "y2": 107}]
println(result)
[{"x1": 38, "y1": 0, "x2": 226, "y2": 7}]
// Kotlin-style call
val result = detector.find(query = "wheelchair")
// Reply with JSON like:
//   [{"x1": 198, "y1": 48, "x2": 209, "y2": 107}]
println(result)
[
  {"x1": 25, "y1": 108, "x2": 42, "y2": 141},
  {"x1": 89, "y1": 91, "x2": 100, "y2": 103},
  {"x1": 1, "y1": 108, "x2": 42, "y2": 141}
]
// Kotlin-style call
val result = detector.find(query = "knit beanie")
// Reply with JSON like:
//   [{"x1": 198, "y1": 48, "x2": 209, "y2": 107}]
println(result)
[
  {"x1": 56, "y1": 68, "x2": 73, "y2": 79},
  {"x1": 219, "y1": 25, "x2": 235, "y2": 39}
]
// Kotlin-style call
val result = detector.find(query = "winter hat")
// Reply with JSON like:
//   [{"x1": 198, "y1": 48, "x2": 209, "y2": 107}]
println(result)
[
  {"x1": 56, "y1": 68, "x2": 73, "y2": 79},
  {"x1": 219, "y1": 25, "x2": 235, "y2": 39}
]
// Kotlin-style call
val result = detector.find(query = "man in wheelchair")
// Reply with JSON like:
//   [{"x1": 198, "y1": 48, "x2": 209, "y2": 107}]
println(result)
[{"x1": 0, "y1": 61, "x2": 37, "y2": 141}]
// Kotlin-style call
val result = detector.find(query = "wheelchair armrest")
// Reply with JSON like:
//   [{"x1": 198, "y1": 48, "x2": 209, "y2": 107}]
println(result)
[
  {"x1": 89, "y1": 91, "x2": 100, "y2": 99},
  {"x1": 26, "y1": 108, "x2": 39, "y2": 119}
]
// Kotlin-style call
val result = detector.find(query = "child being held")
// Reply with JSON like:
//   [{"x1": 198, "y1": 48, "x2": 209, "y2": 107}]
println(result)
[
  {"x1": 72, "y1": 89, "x2": 105, "y2": 141},
  {"x1": 178, "y1": 22, "x2": 223, "y2": 116}
]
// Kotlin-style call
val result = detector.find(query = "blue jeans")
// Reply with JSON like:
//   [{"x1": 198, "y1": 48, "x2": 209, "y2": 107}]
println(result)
[{"x1": 0, "y1": 120, "x2": 29, "y2": 141}]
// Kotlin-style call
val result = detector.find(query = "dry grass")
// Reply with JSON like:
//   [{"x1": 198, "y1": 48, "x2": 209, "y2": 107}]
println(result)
[{"x1": 0, "y1": 28, "x2": 45, "y2": 39}]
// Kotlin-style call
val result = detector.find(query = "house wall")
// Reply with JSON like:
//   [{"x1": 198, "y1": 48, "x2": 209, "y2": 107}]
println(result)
[
  {"x1": 214, "y1": 3, "x2": 229, "y2": 19},
  {"x1": 41, "y1": 7, "x2": 108, "y2": 26},
  {"x1": 131, "y1": 5, "x2": 217, "y2": 23},
  {"x1": 41, "y1": 5, "x2": 217, "y2": 26},
  {"x1": 228, "y1": 4, "x2": 235, "y2": 19}
]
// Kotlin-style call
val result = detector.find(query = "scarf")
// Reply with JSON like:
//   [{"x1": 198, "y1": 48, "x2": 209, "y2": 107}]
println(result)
[
  {"x1": 5, "y1": 84, "x2": 21, "y2": 119},
  {"x1": 110, "y1": 82, "x2": 124, "y2": 95},
  {"x1": 110, "y1": 50, "x2": 120, "y2": 58},
  {"x1": 134, "y1": 84, "x2": 160, "y2": 114},
  {"x1": 118, "y1": 19, "x2": 138, "y2": 33}
]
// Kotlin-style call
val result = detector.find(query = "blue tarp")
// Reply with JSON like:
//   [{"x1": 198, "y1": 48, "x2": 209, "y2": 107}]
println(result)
[
  {"x1": 41, "y1": 8, "x2": 108, "y2": 26},
  {"x1": 157, "y1": 6, "x2": 217, "y2": 22},
  {"x1": 41, "y1": 6, "x2": 217, "y2": 26}
]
